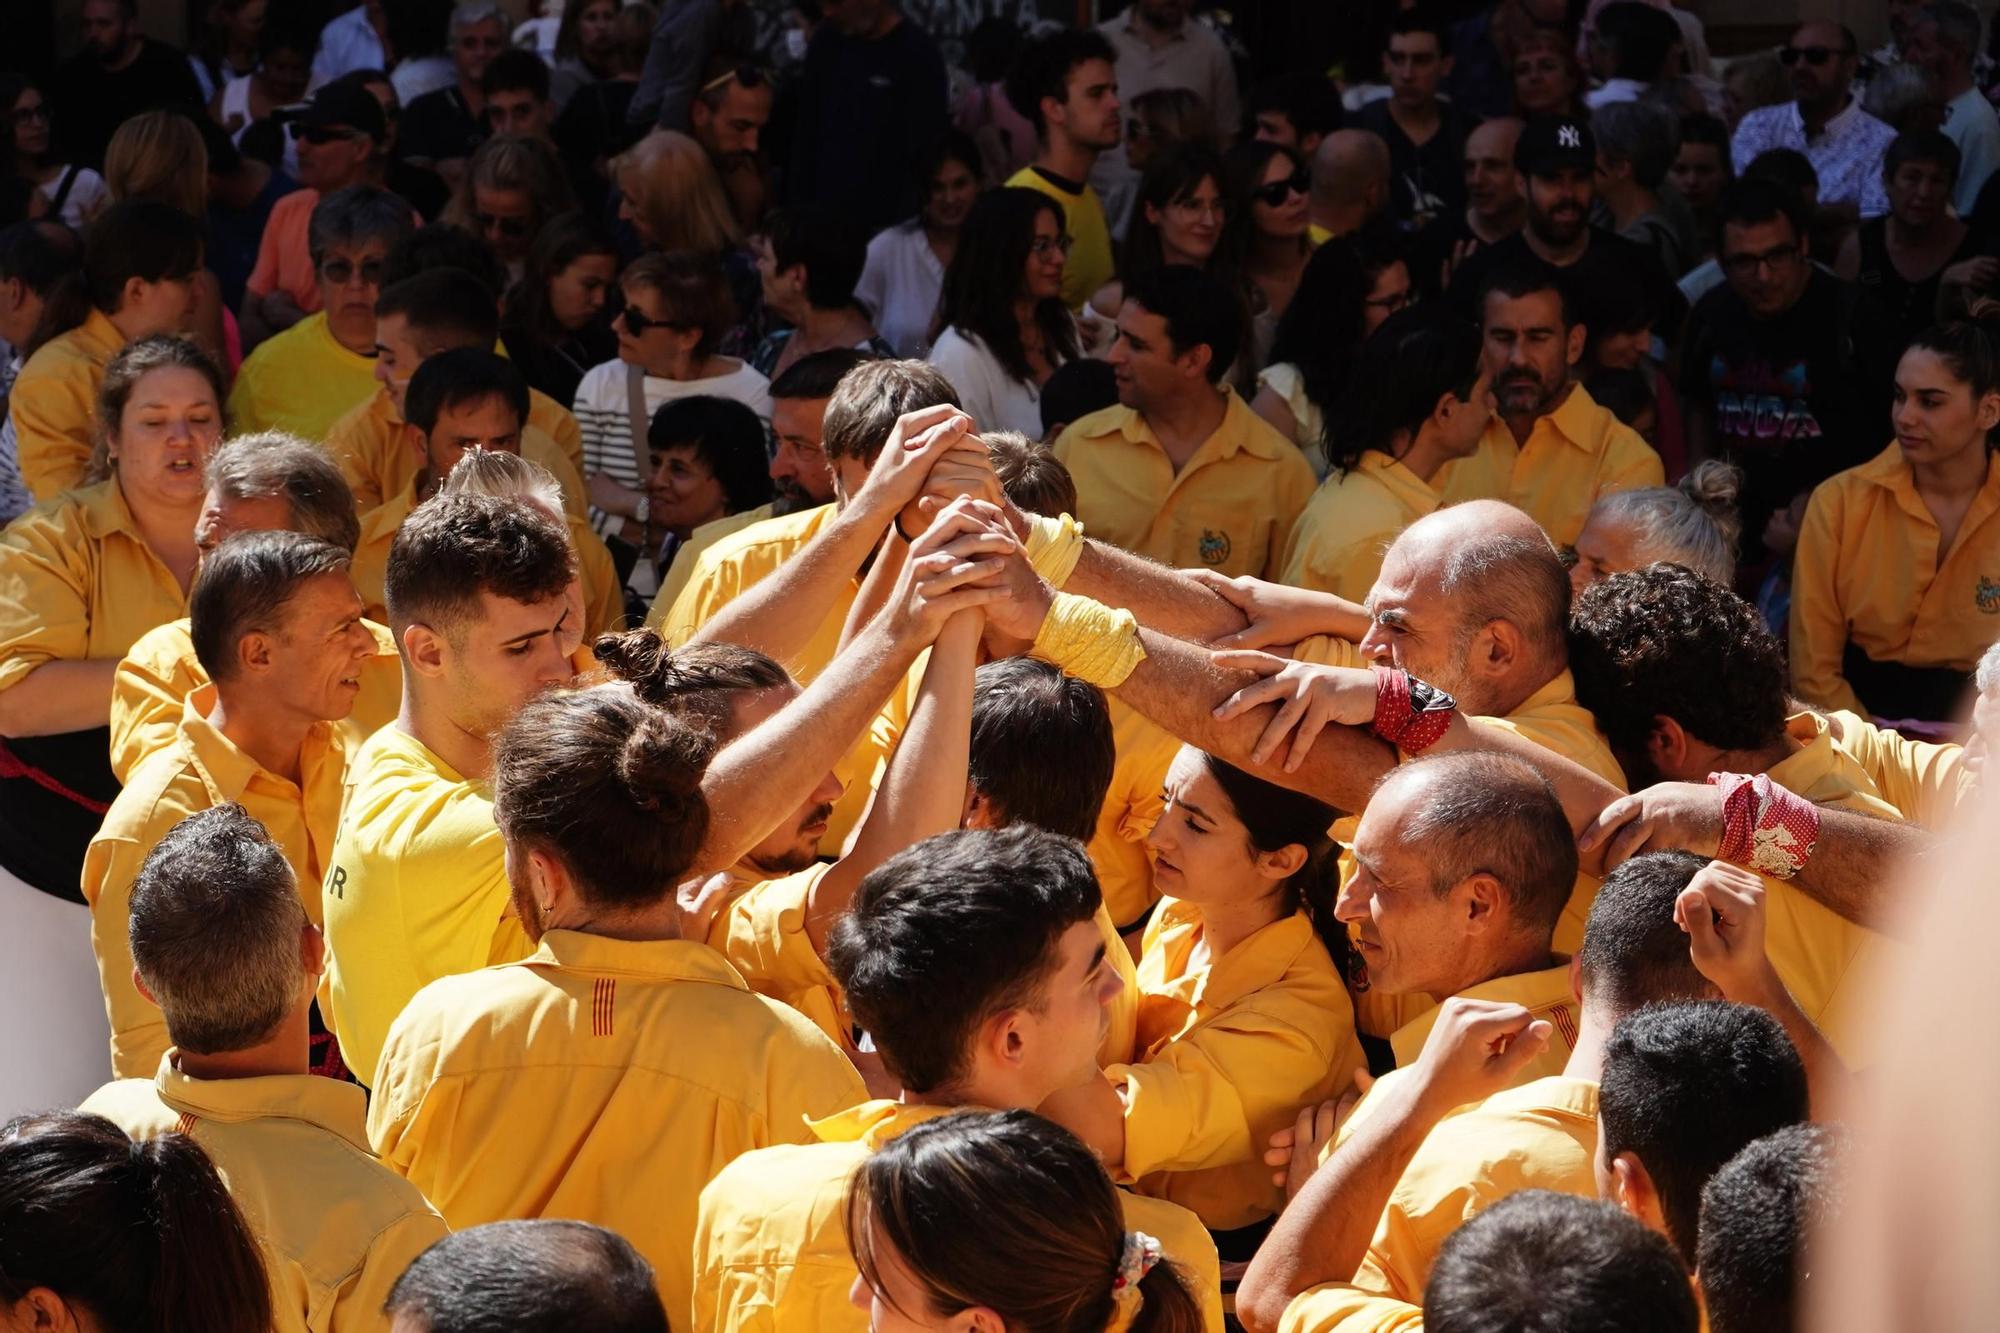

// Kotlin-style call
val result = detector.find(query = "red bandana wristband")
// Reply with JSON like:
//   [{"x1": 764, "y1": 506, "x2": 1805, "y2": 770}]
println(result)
[
  {"x1": 1370, "y1": 665, "x2": 1454, "y2": 754},
  {"x1": 1709, "y1": 771, "x2": 1821, "y2": 879}
]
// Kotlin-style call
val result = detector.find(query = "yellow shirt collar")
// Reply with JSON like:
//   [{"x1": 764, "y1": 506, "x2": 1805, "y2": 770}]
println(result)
[
  {"x1": 74, "y1": 476, "x2": 148, "y2": 543},
  {"x1": 174, "y1": 681, "x2": 343, "y2": 805},
  {"x1": 1392, "y1": 956, "x2": 1575, "y2": 1067},
  {"x1": 1855, "y1": 441, "x2": 2000, "y2": 531},
  {"x1": 530, "y1": 929, "x2": 755, "y2": 989},
  {"x1": 77, "y1": 306, "x2": 126, "y2": 360},
  {"x1": 1151, "y1": 901, "x2": 1326, "y2": 1013},
  {"x1": 1541, "y1": 383, "x2": 1615, "y2": 456},
  {"x1": 1109, "y1": 387, "x2": 1282, "y2": 467},
  {"x1": 807, "y1": 1099, "x2": 961, "y2": 1151},
  {"x1": 1510, "y1": 668, "x2": 1583, "y2": 718},
  {"x1": 1354, "y1": 451, "x2": 1445, "y2": 513},
  {"x1": 1767, "y1": 710, "x2": 1878, "y2": 803},
  {"x1": 153, "y1": 1053, "x2": 371, "y2": 1153}
]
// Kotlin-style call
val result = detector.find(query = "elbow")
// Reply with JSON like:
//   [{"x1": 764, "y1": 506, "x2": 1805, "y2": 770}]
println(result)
[{"x1": 1234, "y1": 1272, "x2": 1289, "y2": 1333}]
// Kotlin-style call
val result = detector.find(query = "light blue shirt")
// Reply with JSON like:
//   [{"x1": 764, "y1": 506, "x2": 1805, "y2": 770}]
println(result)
[
  {"x1": 1943, "y1": 86, "x2": 2000, "y2": 217},
  {"x1": 312, "y1": 6, "x2": 387, "y2": 85}
]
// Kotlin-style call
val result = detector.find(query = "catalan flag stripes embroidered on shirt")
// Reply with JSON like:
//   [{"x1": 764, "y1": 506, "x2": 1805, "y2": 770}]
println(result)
[
  {"x1": 592, "y1": 977, "x2": 617, "y2": 1037},
  {"x1": 1548, "y1": 1003, "x2": 1579, "y2": 1052},
  {"x1": 173, "y1": 1111, "x2": 199, "y2": 1136}
]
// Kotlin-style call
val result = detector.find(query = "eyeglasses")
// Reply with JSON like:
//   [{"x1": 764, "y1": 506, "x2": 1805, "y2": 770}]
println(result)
[
  {"x1": 1720, "y1": 243, "x2": 1802, "y2": 278},
  {"x1": 11, "y1": 104, "x2": 49, "y2": 126},
  {"x1": 1363, "y1": 288, "x2": 1415, "y2": 314},
  {"x1": 290, "y1": 123, "x2": 365, "y2": 145},
  {"x1": 476, "y1": 212, "x2": 530, "y2": 238},
  {"x1": 619, "y1": 306, "x2": 691, "y2": 336},
  {"x1": 319, "y1": 256, "x2": 384, "y2": 286},
  {"x1": 1251, "y1": 169, "x2": 1311, "y2": 208},
  {"x1": 1029, "y1": 234, "x2": 1073, "y2": 256},
  {"x1": 1778, "y1": 44, "x2": 1852, "y2": 67}
]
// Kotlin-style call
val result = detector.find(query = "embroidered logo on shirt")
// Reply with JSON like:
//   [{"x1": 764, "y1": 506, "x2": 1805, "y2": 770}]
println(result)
[
  {"x1": 1978, "y1": 577, "x2": 2000, "y2": 614},
  {"x1": 1198, "y1": 529, "x2": 1232, "y2": 566},
  {"x1": 591, "y1": 977, "x2": 617, "y2": 1037}
]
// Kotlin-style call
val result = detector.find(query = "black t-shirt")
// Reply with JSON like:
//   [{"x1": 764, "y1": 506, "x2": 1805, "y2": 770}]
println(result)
[
  {"x1": 399, "y1": 85, "x2": 486, "y2": 165},
  {"x1": 1355, "y1": 98, "x2": 1470, "y2": 236},
  {"x1": 1677, "y1": 267, "x2": 1897, "y2": 559},
  {"x1": 52, "y1": 38, "x2": 205, "y2": 170},
  {"x1": 1447, "y1": 226, "x2": 1691, "y2": 342},
  {"x1": 786, "y1": 18, "x2": 949, "y2": 236}
]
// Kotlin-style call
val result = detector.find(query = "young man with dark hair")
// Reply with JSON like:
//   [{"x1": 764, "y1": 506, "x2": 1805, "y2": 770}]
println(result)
[
  {"x1": 329, "y1": 267, "x2": 586, "y2": 514},
  {"x1": 751, "y1": 207, "x2": 890, "y2": 379},
  {"x1": 400, "y1": 0, "x2": 509, "y2": 184},
  {"x1": 322, "y1": 492, "x2": 579, "y2": 1087},
  {"x1": 1357, "y1": 10, "x2": 1473, "y2": 238},
  {"x1": 1442, "y1": 263, "x2": 1663, "y2": 547},
  {"x1": 1424, "y1": 1191, "x2": 1699, "y2": 1333},
  {"x1": 1054, "y1": 265, "x2": 1317, "y2": 579},
  {"x1": 692, "y1": 827, "x2": 1223, "y2": 1333},
  {"x1": 84, "y1": 532, "x2": 377, "y2": 1079},
  {"x1": 81, "y1": 803, "x2": 448, "y2": 1330},
  {"x1": 1004, "y1": 28, "x2": 1123, "y2": 310},
  {"x1": 387, "y1": 1220, "x2": 669, "y2": 1333},
  {"x1": 1251, "y1": 72, "x2": 1343, "y2": 159},
  {"x1": 481, "y1": 47, "x2": 554, "y2": 141},
  {"x1": 1697, "y1": 1123, "x2": 1845, "y2": 1333},
  {"x1": 1677, "y1": 177, "x2": 1896, "y2": 561}
]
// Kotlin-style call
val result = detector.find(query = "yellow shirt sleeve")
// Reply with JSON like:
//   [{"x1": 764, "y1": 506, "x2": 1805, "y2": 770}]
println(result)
[
  {"x1": 530, "y1": 391, "x2": 586, "y2": 478},
  {"x1": 523, "y1": 428, "x2": 589, "y2": 521},
  {"x1": 1266, "y1": 449, "x2": 1323, "y2": 583},
  {"x1": 10, "y1": 355, "x2": 96, "y2": 503},
  {"x1": 705, "y1": 866, "x2": 850, "y2": 1049},
  {"x1": 0, "y1": 504, "x2": 92, "y2": 692},
  {"x1": 108, "y1": 629, "x2": 200, "y2": 785},
  {"x1": 1789, "y1": 482, "x2": 1868, "y2": 716},
  {"x1": 327, "y1": 1209, "x2": 451, "y2": 1333},
  {"x1": 569, "y1": 519, "x2": 624, "y2": 640},
  {"x1": 1826, "y1": 709, "x2": 1973, "y2": 829},
  {"x1": 1280, "y1": 1284, "x2": 1427, "y2": 1333},
  {"x1": 79, "y1": 832, "x2": 171, "y2": 1080}
]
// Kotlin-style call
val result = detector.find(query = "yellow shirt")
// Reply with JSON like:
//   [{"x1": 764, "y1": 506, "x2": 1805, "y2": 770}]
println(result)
[
  {"x1": 1006, "y1": 165, "x2": 1114, "y2": 311},
  {"x1": 1825, "y1": 707, "x2": 1973, "y2": 830},
  {"x1": 1757, "y1": 711, "x2": 1904, "y2": 1066},
  {"x1": 653, "y1": 503, "x2": 776, "y2": 622},
  {"x1": 692, "y1": 1099, "x2": 1225, "y2": 1333},
  {"x1": 1094, "y1": 700, "x2": 1181, "y2": 931},
  {"x1": 1110, "y1": 901, "x2": 1363, "y2": 1230},
  {"x1": 322, "y1": 724, "x2": 534, "y2": 1088},
  {"x1": 1054, "y1": 392, "x2": 1319, "y2": 580},
  {"x1": 368, "y1": 930, "x2": 866, "y2": 1320},
  {"x1": 1281, "y1": 1287, "x2": 1426, "y2": 1333},
  {"x1": 82, "y1": 684, "x2": 352, "y2": 1079},
  {"x1": 81, "y1": 1057, "x2": 447, "y2": 1333},
  {"x1": 347, "y1": 474, "x2": 620, "y2": 638},
  {"x1": 1437, "y1": 385, "x2": 1663, "y2": 548},
  {"x1": 0, "y1": 480, "x2": 188, "y2": 695},
  {"x1": 1281, "y1": 454, "x2": 1445, "y2": 600},
  {"x1": 325, "y1": 384, "x2": 586, "y2": 517},
  {"x1": 227, "y1": 312, "x2": 381, "y2": 443},
  {"x1": 109, "y1": 616, "x2": 401, "y2": 785},
  {"x1": 1790, "y1": 444, "x2": 2000, "y2": 716},
  {"x1": 10, "y1": 308, "x2": 124, "y2": 502}
]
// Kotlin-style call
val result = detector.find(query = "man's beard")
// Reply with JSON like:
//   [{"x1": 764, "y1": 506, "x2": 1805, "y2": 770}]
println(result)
[
  {"x1": 1497, "y1": 369, "x2": 1553, "y2": 419},
  {"x1": 770, "y1": 480, "x2": 821, "y2": 516},
  {"x1": 744, "y1": 802, "x2": 835, "y2": 876}
]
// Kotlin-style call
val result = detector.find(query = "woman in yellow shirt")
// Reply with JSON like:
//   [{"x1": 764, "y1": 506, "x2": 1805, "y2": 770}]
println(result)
[
  {"x1": 1568, "y1": 459, "x2": 1742, "y2": 598},
  {"x1": 1040, "y1": 746, "x2": 1365, "y2": 1247},
  {"x1": 1280, "y1": 308, "x2": 1494, "y2": 600},
  {"x1": 0, "y1": 334, "x2": 224, "y2": 897},
  {"x1": 1791, "y1": 311, "x2": 2000, "y2": 720}
]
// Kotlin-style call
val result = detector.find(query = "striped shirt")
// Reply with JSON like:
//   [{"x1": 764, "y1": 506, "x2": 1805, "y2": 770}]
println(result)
[{"x1": 571, "y1": 356, "x2": 774, "y2": 535}]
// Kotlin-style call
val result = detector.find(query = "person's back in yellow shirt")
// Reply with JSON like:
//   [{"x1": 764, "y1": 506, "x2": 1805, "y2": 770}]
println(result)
[{"x1": 10, "y1": 307, "x2": 126, "y2": 502}]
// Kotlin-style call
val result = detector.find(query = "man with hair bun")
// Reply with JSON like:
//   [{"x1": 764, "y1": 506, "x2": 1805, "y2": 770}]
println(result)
[{"x1": 85, "y1": 530, "x2": 378, "y2": 1079}]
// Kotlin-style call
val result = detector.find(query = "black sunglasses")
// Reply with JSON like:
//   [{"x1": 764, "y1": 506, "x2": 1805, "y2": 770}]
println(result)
[
  {"x1": 319, "y1": 256, "x2": 384, "y2": 286},
  {"x1": 475, "y1": 212, "x2": 529, "y2": 238},
  {"x1": 1251, "y1": 168, "x2": 1311, "y2": 208},
  {"x1": 1778, "y1": 44, "x2": 1852, "y2": 67},
  {"x1": 290, "y1": 122, "x2": 365, "y2": 145},
  {"x1": 619, "y1": 306, "x2": 690, "y2": 336}
]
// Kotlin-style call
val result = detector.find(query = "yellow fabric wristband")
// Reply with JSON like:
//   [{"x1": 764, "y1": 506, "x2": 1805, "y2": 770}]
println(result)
[
  {"x1": 1031, "y1": 593, "x2": 1147, "y2": 689},
  {"x1": 1024, "y1": 510, "x2": 1086, "y2": 589}
]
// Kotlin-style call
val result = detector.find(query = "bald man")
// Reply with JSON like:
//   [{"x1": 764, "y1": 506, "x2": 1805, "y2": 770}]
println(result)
[
  {"x1": 1310, "y1": 129, "x2": 1392, "y2": 243},
  {"x1": 1463, "y1": 117, "x2": 1525, "y2": 246}
]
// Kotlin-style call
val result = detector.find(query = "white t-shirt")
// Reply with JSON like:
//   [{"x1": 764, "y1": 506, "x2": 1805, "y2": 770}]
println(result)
[
  {"x1": 856, "y1": 220, "x2": 946, "y2": 360},
  {"x1": 928, "y1": 327, "x2": 1050, "y2": 439},
  {"x1": 572, "y1": 356, "x2": 774, "y2": 534},
  {"x1": 35, "y1": 168, "x2": 108, "y2": 231}
]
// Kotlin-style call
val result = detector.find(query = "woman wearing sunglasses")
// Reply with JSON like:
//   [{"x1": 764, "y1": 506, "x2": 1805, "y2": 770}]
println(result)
[
  {"x1": 0, "y1": 75, "x2": 107, "y2": 230},
  {"x1": 443, "y1": 134, "x2": 577, "y2": 284},
  {"x1": 1224, "y1": 140, "x2": 1313, "y2": 327},
  {"x1": 928, "y1": 186, "x2": 1079, "y2": 438}
]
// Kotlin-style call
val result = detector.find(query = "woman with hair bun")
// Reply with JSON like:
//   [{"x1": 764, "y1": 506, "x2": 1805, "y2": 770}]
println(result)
[
  {"x1": 1570, "y1": 458, "x2": 1743, "y2": 594},
  {"x1": 848, "y1": 1108, "x2": 1206, "y2": 1333},
  {"x1": 0, "y1": 1111, "x2": 271, "y2": 1333},
  {"x1": 1790, "y1": 308, "x2": 2000, "y2": 721}
]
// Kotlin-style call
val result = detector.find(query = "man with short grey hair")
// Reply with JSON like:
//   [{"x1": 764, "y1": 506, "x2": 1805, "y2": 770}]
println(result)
[
  {"x1": 400, "y1": 0, "x2": 509, "y2": 185},
  {"x1": 80, "y1": 802, "x2": 449, "y2": 1333},
  {"x1": 1904, "y1": 0, "x2": 2000, "y2": 212}
]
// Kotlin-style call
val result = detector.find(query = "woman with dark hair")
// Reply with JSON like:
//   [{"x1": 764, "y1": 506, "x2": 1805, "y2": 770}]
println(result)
[
  {"x1": 856, "y1": 130, "x2": 982, "y2": 360},
  {"x1": 1041, "y1": 745, "x2": 1364, "y2": 1243},
  {"x1": 644, "y1": 394, "x2": 774, "y2": 550},
  {"x1": 1086, "y1": 143, "x2": 1232, "y2": 334},
  {"x1": 0, "y1": 75, "x2": 107, "y2": 231},
  {"x1": 927, "y1": 187, "x2": 1078, "y2": 438},
  {"x1": 1254, "y1": 232, "x2": 1413, "y2": 477},
  {"x1": 1837, "y1": 132, "x2": 2000, "y2": 353},
  {"x1": 501, "y1": 213, "x2": 620, "y2": 407},
  {"x1": 1791, "y1": 306, "x2": 2000, "y2": 721},
  {"x1": 1225, "y1": 139, "x2": 1313, "y2": 327},
  {"x1": 1279, "y1": 307, "x2": 1493, "y2": 599},
  {"x1": 0, "y1": 1112, "x2": 271, "y2": 1333},
  {"x1": 848, "y1": 1110, "x2": 1206, "y2": 1333}
]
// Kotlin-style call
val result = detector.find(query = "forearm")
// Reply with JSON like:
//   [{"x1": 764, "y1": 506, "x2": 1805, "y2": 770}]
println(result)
[
  {"x1": 0, "y1": 659, "x2": 118, "y2": 736},
  {"x1": 838, "y1": 531, "x2": 904, "y2": 654},
  {"x1": 1237, "y1": 1083, "x2": 1437, "y2": 1333},
  {"x1": 695, "y1": 621, "x2": 920, "y2": 874},
  {"x1": 694, "y1": 501, "x2": 887, "y2": 661},
  {"x1": 1787, "y1": 807, "x2": 1923, "y2": 929},
  {"x1": 1440, "y1": 715, "x2": 1627, "y2": 836},
  {"x1": 1067, "y1": 540, "x2": 1249, "y2": 643},
  {"x1": 1730, "y1": 970, "x2": 1849, "y2": 1119}
]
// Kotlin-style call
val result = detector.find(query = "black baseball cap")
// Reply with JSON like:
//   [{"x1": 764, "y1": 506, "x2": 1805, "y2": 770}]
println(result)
[
  {"x1": 1515, "y1": 115, "x2": 1596, "y2": 177},
  {"x1": 283, "y1": 82, "x2": 387, "y2": 142}
]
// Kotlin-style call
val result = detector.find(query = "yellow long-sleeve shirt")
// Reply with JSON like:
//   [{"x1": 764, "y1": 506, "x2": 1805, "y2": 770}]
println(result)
[
  {"x1": 1790, "y1": 444, "x2": 2000, "y2": 717},
  {"x1": 108, "y1": 616, "x2": 401, "y2": 784},
  {"x1": 81, "y1": 1056, "x2": 447, "y2": 1333},
  {"x1": 1281, "y1": 454, "x2": 1449, "y2": 601},
  {"x1": 368, "y1": 930, "x2": 865, "y2": 1321},
  {"x1": 1053, "y1": 392, "x2": 1320, "y2": 580},
  {"x1": 1111, "y1": 901, "x2": 1363, "y2": 1230},
  {"x1": 10, "y1": 308, "x2": 124, "y2": 502},
  {"x1": 1824, "y1": 707, "x2": 1974, "y2": 830},
  {"x1": 692, "y1": 1100, "x2": 1224, "y2": 1333},
  {"x1": 1436, "y1": 385, "x2": 1663, "y2": 548},
  {"x1": 82, "y1": 684, "x2": 352, "y2": 1079},
  {"x1": 324, "y1": 384, "x2": 587, "y2": 516}
]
